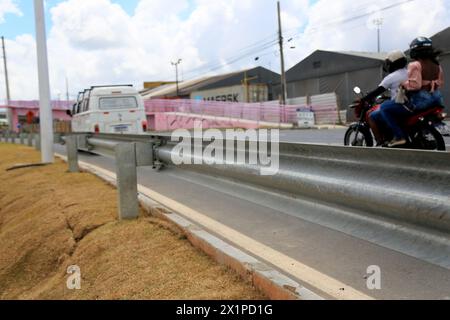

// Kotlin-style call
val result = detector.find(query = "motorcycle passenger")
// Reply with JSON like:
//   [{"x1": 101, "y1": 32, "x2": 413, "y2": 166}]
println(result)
[
  {"x1": 361, "y1": 50, "x2": 408, "y2": 146},
  {"x1": 380, "y1": 37, "x2": 444, "y2": 147}
]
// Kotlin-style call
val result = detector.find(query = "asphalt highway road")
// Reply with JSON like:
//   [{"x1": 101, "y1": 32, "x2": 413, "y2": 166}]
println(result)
[
  {"x1": 54, "y1": 142, "x2": 450, "y2": 300},
  {"x1": 278, "y1": 128, "x2": 450, "y2": 148},
  {"x1": 159, "y1": 127, "x2": 450, "y2": 149}
]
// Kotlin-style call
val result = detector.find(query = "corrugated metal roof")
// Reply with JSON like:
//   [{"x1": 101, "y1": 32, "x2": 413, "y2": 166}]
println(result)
[
  {"x1": 140, "y1": 68, "x2": 254, "y2": 99},
  {"x1": 286, "y1": 50, "x2": 385, "y2": 82},
  {"x1": 335, "y1": 51, "x2": 388, "y2": 60},
  {"x1": 431, "y1": 26, "x2": 450, "y2": 52},
  {"x1": 140, "y1": 77, "x2": 208, "y2": 98}
]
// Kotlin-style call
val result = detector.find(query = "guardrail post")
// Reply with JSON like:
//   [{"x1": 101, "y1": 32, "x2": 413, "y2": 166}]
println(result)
[
  {"x1": 35, "y1": 134, "x2": 41, "y2": 151},
  {"x1": 135, "y1": 142, "x2": 154, "y2": 167},
  {"x1": 115, "y1": 143, "x2": 139, "y2": 220},
  {"x1": 66, "y1": 135, "x2": 79, "y2": 173},
  {"x1": 76, "y1": 134, "x2": 90, "y2": 150},
  {"x1": 28, "y1": 133, "x2": 34, "y2": 147}
]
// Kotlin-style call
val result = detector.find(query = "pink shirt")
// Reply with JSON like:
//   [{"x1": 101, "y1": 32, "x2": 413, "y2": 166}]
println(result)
[{"x1": 403, "y1": 61, "x2": 444, "y2": 92}]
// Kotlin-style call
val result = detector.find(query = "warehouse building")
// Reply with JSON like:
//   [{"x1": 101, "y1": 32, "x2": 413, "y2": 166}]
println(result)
[
  {"x1": 286, "y1": 50, "x2": 387, "y2": 120},
  {"x1": 141, "y1": 67, "x2": 281, "y2": 103},
  {"x1": 286, "y1": 26, "x2": 450, "y2": 119}
]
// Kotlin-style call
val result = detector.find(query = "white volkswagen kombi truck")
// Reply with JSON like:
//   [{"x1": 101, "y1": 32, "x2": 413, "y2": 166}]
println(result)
[{"x1": 69, "y1": 85, "x2": 148, "y2": 134}]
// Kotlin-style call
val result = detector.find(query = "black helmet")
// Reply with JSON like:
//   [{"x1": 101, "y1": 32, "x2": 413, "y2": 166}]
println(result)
[{"x1": 409, "y1": 37, "x2": 434, "y2": 59}]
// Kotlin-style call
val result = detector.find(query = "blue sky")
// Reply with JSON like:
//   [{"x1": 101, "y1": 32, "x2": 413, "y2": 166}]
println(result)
[
  {"x1": 1, "y1": 0, "x2": 196, "y2": 39},
  {"x1": 0, "y1": 0, "x2": 449, "y2": 101}
]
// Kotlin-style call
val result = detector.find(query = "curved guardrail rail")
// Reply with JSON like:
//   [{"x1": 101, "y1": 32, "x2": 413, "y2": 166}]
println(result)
[
  {"x1": 72, "y1": 132, "x2": 450, "y2": 235},
  {"x1": 57, "y1": 132, "x2": 450, "y2": 267},
  {"x1": 5, "y1": 131, "x2": 449, "y2": 267},
  {"x1": 156, "y1": 138, "x2": 450, "y2": 234}
]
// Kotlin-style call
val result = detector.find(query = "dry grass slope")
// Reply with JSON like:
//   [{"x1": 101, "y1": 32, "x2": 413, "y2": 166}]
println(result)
[{"x1": 0, "y1": 144, "x2": 265, "y2": 300}]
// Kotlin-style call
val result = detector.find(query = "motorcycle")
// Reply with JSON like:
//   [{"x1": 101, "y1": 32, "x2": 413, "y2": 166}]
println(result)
[{"x1": 344, "y1": 87, "x2": 447, "y2": 151}]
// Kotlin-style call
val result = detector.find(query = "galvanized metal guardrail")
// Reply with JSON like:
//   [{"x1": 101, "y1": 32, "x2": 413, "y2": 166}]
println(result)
[
  {"x1": 63, "y1": 133, "x2": 156, "y2": 220},
  {"x1": 58, "y1": 132, "x2": 450, "y2": 236},
  {"x1": 156, "y1": 137, "x2": 450, "y2": 234},
  {"x1": 3, "y1": 131, "x2": 450, "y2": 261}
]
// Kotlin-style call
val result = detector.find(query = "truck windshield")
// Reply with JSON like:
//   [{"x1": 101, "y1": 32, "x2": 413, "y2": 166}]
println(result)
[{"x1": 99, "y1": 96, "x2": 138, "y2": 110}]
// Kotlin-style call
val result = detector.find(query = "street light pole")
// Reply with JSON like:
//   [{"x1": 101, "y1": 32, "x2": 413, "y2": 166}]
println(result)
[
  {"x1": 1, "y1": 36, "x2": 11, "y2": 103},
  {"x1": 34, "y1": 0, "x2": 54, "y2": 163},
  {"x1": 373, "y1": 18, "x2": 383, "y2": 53},
  {"x1": 171, "y1": 59, "x2": 182, "y2": 97}
]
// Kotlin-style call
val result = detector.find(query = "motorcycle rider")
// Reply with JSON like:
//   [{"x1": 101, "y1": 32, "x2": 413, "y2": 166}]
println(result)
[
  {"x1": 380, "y1": 37, "x2": 444, "y2": 147},
  {"x1": 360, "y1": 50, "x2": 408, "y2": 146}
]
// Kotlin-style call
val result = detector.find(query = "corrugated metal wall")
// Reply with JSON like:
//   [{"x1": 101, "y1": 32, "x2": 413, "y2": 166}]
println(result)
[
  {"x1": 287, "y1": 66, "x2": 383, "y2": 121},
  {"x1": 310, "y1": 93, "x2": 339, "y2": 125},
  {"x1": 190, "y1": 84, "x2": 269, "y2": 103},
  {"x1": 286, "y1": 96, "x2": 308, "y2": 106}
]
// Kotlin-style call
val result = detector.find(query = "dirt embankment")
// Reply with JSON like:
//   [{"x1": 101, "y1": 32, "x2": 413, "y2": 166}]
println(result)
[{"x1": 0, "y1": 144, "x2": 265, "y2": 300}]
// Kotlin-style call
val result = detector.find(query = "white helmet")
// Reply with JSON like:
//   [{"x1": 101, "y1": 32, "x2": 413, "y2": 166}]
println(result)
[
  {"x1": 384, "y1": 50, "x2": 408, "y2": 73},
  {"x1": 387, "y1": 50, "x2": 407, "y2": 63}
]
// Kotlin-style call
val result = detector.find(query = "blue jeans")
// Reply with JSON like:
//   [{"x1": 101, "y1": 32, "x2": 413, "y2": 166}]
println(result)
[
  {"x1": 380, "y1": 90, "x2": 444, "y2": 140},
  {"x1": 409, "y1": 89, "x2": 443, "y2": 112},
  {"x1": 380, "y1": 100, "x2": 412, "y2": 139},
  {"x1": 369, "y1": 109, "x2": 383, "y2": 123}
]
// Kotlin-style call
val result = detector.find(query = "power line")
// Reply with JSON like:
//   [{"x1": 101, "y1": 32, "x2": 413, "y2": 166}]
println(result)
[
  {"x1": 281, "y1": 0, "x2": 385, "y2": 36},
  {"x1": 153, "y1": 0, "x2": 416, "y2": 83},
  {"x1": 158, "y1": 35, "x2": 279, "y2": 81},
  {"x1": 178, "y1": 39, "x2": 279, "y2": 81},
  {"x1": 285, "y1": 0, "x2": 416, "y2": 41}
]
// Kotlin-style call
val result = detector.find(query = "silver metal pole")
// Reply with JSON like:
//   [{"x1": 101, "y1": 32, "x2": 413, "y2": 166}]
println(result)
[
  {"x1": 1, "y1": 36, "x2": 13, "y2": 130},
  {"x1": 373, "y1": 18, "x2": 383, "y2": 53},
  {"x1": 33, "y1": 0, "x2": 54, "y2": 163},
  {"x1": 171, "y1": 59, "x2": 182, "y2": 97}
]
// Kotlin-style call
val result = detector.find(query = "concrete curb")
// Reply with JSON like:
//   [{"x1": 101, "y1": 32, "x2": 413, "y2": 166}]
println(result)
[
  {"x1": 55, "y1": 153, "x2": 324, "y2": 300},
  {"x1": 289, "y1": 125, "x2": 348, "y2": 131}
]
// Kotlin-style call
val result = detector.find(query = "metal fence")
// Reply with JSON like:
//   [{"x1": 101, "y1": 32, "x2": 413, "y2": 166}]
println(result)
[
  {"x1": 145, "y1": 97, "x2": 342, "y2": 127},
  {"x1": 145, "y1": 99, "x2": 303, "y2": 124}
]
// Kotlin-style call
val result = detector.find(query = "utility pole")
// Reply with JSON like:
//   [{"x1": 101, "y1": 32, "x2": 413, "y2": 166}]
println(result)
[
  {"x1": 277, "y1": 1, "x2": 287, "y2": 105},
  {"x1": 1, "y1": 36, "x2": 13, "y2": 130},
  {"x1": 34, "y1": 0, "x2": 54, "y2": 163},
  {"x1": 373, "y1": 18, "x2": 383, "y2": 53},
  {"x1": 171, "y1": 59, "x2": 182, "y2": 97}
]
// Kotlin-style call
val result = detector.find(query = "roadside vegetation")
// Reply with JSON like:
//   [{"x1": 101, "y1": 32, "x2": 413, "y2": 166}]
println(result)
[{"x1": 0, "y1": 144, "x2": 265, "y2": 300}]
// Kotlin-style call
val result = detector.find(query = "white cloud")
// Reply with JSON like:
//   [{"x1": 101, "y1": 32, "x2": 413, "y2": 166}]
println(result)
[
  {"x1": 0, "y1": 0, "x2": 21, "y2": 23},
  {"x1": 0, "y1": 0, "x2": 449, "y2": 102},
  {"x1": 283, "y1": 0, "x2": 450, "y2": 67}
]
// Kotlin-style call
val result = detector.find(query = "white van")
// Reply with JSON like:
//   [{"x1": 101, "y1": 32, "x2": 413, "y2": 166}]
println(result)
[{"x1": 69, "y1": 85, "x2": 148, "y2": 134}]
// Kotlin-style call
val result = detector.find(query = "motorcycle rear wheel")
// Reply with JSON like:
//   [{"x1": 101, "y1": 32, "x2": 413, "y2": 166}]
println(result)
[
  {"x1": 410, "y1": 123, "x2": 446, "y2": 151},
  {"x1": 344, "y1": 124, "x2": 374, "y2": 147}
]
